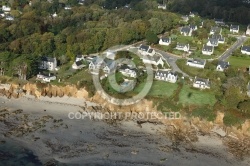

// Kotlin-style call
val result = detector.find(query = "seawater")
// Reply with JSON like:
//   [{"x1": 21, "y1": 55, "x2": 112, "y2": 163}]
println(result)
[{"x1": 0, "y1": 140, "x2": 42, "y2": 166}]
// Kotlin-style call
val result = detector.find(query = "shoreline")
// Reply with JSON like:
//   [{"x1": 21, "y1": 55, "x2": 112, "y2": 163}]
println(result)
[{"x1": 0, "y1": 95, "x2": 250, "y2": 165}]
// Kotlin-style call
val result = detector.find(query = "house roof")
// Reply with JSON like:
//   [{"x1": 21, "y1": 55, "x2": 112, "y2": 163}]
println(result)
[
  {"x1": 230, "y1": 25, "x2": 239, "y2": 30},
  {"x1": 148, "y1": 48, "x2": 154, "y2": 53},
  {"x1": 91, "y1": 56, "x2": 103, "y2": 65},
  {"x1": 203, "y1": 45, "x2": 214, "y2": 52},
  {"x1": 161, "y1": 37, "x2": 170, "y2": 43},
  {"x1": 214, "y1": 19, "x2": 225, "y2": 25},
  {"x1": 210, "y1": 26, "x2": 221, "y2": 33},
  {"x1": 181, "y1": 27, "x2": 191, "y2": 33},
  {"x1": 41, "y1": 56, "x2": 56, "y2": 63},
  {"x1": 176, "y1": 43, "x2": 189, "y2": 48},
  {"x1": 156, "y1": 70, "x2": 177, "y2": 76},
  {"x1": 139, "y1": 45, "x2": 149, "y2": 51},
  {"x1": 194, "y1": 77, "x2": 210, "y2": 85},
  {"x1": 208, "y1": 38, "x2": 218, "y2": 45},
  {"x1": 241, "y1": 46, "x2": 250, "y2": 52},
  {"x1": 189, "y1": 24, "x2": 197, "y2": 29},
  {"x1": 75, "y1": 61, "x2": 83, "y2": 66},
  {"x1": 187, "y1": 58, "x2": 206, "y2": 65},
  {"x1": 76, "y1": 55, "x2": 83, "y2": 58},
  {"x1": 104, "y1": 58, "x2": 116, "y2": 69},
  {"x1": 211, "y1": 34, "x2": 225, "y2": 41},
  {"x1": 218, "y1": 61, "x2": 229, "y2": 69},
  {"x1": 119, "y1": 64, "x2": 137, "y2": 72}
]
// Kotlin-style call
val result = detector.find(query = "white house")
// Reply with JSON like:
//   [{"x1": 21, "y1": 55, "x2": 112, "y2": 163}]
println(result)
[
  {"x1": 189, "y1": 12, "x2": 197, "y2": 17},
  {"x1": 230, "y1": 25, "x2": 239, "y2": 33},
  {"x1": 210, "y1": 26, "x2": 222, "y2": 35},
  {"x1": 119, "y1": 64, "x2": 137, "y2": 78},
  {"x1": 181, "y1": 15, "x2": 189, "y2": 22},
  {"x1": 246, "y1": 25, "x2": 250, "y2": 36},
  {"x1": 189, "y1": 24, "x2": 198, "y2": 31},
  {"x1": 142, "y1": 55, "x2": 164, "y2": 67},
  {"x1": 76, "y1": 55, "x2": 85, "y2": 62},
  {"x1": 193, "y1": 77, "x2": 210, "y2": 89},
  {"x1": 89, "y1": 57, "x2": 104, "y2": 73},
  {"x1": 78, "y1": 0, "x2": 85, "y2": 5},
  {"x1": 155, "y1": 70, "x2": 178, "y2": 83},
  {"x1": 216, "y1": 61, "x2": 229, "y2": 72},
  {"x1": 214, "y1": 19, "x2": 225, "y2": 26},
  {"x1": 159, "y1": 37, "x2": 171, "y2": 46},
  {"x1": 72, "y1": 61, "x2": 86, "y2": 70},
  {"x1": 241, "y1": 46, "x2": 250, "y2": 55},
  {"x1": 2, "y1": 6, "x2": 11, "y2": 13},
  {"x1": 102, "y1": 58, "x2": 117, "y2": 74},
  {"x1": 158, "y1": 4, "x2": 166, "y2": 10},
  {"x1": 202, "y1": 45, "x2": 214, "y2": 55},
  {"x1": 5, "y1": 15, "x2": 14, "y2": 21},
  {"x1": 180, "y1": 27, "x2": 193, "y2": 36},
  {"x1": 39, "y1": 57, "x2": 57, "y2": 71},
  {"x1": 186, "y1": 59, "x2": 206, "y2": 68},
  {"x1": 37, "y1": 73, "x2": 56, "y2": 83},
  {"x1": 176, "y1": 43, "x2": 190, "y2": 52},
  {"x1": 64, "y1": 6, "x2": 72, "y2": 10},
  {"x1": 207, "y1": 38, "x2": 218, "y2": 47}
]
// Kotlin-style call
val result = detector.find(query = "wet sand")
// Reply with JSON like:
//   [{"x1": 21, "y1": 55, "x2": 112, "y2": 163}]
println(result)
[{"x1": 0, "y1": 96, "x2": 249, "y2": 166}]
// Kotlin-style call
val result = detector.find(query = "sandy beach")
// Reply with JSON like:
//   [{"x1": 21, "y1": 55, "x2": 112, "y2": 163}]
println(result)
[{"x1": 0, "y1": 95, "x2": 249, "y2": 166}]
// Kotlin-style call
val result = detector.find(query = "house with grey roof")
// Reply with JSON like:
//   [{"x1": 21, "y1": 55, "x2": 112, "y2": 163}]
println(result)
[
  {"x1": 214, "y1": 19, "x2": 225, "y2": 26},
  {"x1": 119, "y1": 64, "x2": 137, "y2": 78},
  {"x1": 175, "y1": 43, "x2": 190, "y2": 52},
  {"x1": 103, "y1": 58, "x2": 117, "y2": 74},
  {"x1": 180, "y1": 27, "x2": 192, "y2": 36},
  {"x1": 39, "y1": 56, "x2": 57, "y2": 71},
  {"x1": 159, "y1": 37, "x2": 171, "y2": 46},
  {"x1": 76, "y1": 55, "x2": 85, "y2": 62},
  {"x1": 216, "y1": 61, "x2": 229, "y2": 71},
  {"x1": 189, "y1": 24, "x2": 198, "y2": 31},
  {"x1": 155, "y1": 70, "x2": 178, "y2": 83},
  {"x1": 186, "y1": 58, "x2": 206, "y2": 68},
  {"x1": 142, "y1": 54, "x2": 164, "y2": 67},
  {"x1": 210, "y1": 26, "x2": 222, "y2": 35},
  {"x1": 202, "y1": 45, "x2": 214, "y2": 55},
  {"x1": 138, "y1": 44, "x2": 155, "y2": 56},
  {"x1": 207, "y1": 38, "x2": 219, "y2": 47},
  {"x1": 89, "y1": 56, "x2": 104, "y2": 73},
  {"x1": 230, "y1": 25, "x2": 239, "y2": 33},
  {"x1": 72, "y1": 61, "x2": 86, "y2": 70},
  {"x1": 193, "y1": 76, "x2": 210, "y2": 89},
  {"x1": 37, "y1": 72, "x2": 56, "y2": 83},
  {"x1": 241, "y1": 45, "x2": 250, "y2": 55},
  {"x1": 210, "y1": 34, "x2": 225, "y2": 44},
  {"x1": 181, "y1": 15, "x2": 189, "y2": 22}
]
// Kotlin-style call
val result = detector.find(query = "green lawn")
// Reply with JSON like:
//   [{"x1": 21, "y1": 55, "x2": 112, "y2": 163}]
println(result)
[
  {"x1": 134, "y1": 80, "x2": 178, "y2": 97},
  {"x1": 227, "y1": 56, "x2": 250, "y2": 68},
  {"x1": 179, "y1": 85, "x2": 216, "y2": 106}
]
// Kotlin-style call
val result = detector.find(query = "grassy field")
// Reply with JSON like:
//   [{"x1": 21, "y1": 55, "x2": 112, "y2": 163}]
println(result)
[
  {"x1": 227, "y1": 56, "x2": 250, "y2": 68},
  {"x1": 134, "y1": 80, "x2": 178, "y2": 97},
  {"x1": 178, "y1": 85, "x2": 216, "y2": 106}
]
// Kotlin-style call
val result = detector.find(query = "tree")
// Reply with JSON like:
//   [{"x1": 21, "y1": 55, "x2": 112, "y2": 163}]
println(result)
[
  {"x1": 145, "y1": 31, "x2": 158, "y2": 44},
  {"x1": 238, "y1": 100, "x2": 250, "y2": 112}
]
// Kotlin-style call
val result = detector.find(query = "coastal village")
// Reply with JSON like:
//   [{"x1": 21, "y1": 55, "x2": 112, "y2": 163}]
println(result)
[{"x1": 0, "y1": 1, "x2": 250, "y2": 165}]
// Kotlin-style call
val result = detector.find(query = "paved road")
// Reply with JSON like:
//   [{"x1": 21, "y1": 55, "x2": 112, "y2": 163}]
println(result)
[
  {"x1": 218, "y1": 36, "x2": 248, "y2": 61},
  {"x1": 154, "y1": 49, "x2": 189, "y2": 77}
]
